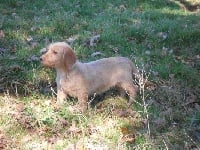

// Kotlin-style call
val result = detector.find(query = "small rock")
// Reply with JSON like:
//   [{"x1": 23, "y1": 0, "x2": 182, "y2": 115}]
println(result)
[{"x1": 145, "y1": 50, "x2": 151, "y2": 55}]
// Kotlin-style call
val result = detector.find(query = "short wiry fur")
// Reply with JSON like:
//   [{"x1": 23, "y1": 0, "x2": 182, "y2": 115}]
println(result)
[{"x1": 41, "y1": 42, "x2": 139, "y2": 111}]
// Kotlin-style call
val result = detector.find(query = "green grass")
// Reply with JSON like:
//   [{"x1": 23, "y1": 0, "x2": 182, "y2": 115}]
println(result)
[{"x1": 0, "y1": 0, "x2": 200, "y2": 149}]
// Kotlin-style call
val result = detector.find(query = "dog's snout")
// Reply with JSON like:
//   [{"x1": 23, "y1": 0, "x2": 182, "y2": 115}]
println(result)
[{"x1": 40, "y1": 56, "x2": 43, "y2": 61}]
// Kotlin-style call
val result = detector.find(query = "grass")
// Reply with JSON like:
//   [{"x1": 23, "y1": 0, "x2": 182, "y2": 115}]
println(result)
[{"x1": 0, "y1": 0, "x2": 200, "y2": 149}]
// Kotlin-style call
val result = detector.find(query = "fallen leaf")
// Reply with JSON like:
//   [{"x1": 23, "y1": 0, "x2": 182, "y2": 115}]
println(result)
[
  {"x1": 120, "y1": 127, "x2": 136, "y2": 144},
  {"x1": 120, "y1": 127, "x2": 129, "y2": 135},
  {"x1": 121, "y1": 134, "x2": 136, "y2": 144}
]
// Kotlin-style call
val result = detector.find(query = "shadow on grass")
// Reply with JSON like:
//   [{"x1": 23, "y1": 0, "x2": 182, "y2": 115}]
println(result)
[{"x1": 178, "y1": 0, "x2": 200, "y2": 11}]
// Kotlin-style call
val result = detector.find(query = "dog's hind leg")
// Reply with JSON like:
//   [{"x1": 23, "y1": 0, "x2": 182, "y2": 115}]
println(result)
[{"x1": 117, "y1": 82, "x2": 138, "y2": 106}]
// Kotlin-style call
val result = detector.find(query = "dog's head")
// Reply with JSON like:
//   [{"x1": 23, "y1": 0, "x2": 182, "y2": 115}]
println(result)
[{"x1": 40, "y1": 42, "x2": 76, "y2": 71}]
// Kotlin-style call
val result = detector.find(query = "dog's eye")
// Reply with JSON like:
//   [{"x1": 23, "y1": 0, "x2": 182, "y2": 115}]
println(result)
[{"x1": 53, "y1": 51, "x2": 58, "y2": 54}]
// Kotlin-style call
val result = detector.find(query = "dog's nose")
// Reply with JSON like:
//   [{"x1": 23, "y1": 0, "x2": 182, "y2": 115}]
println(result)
[{"x1": 40, "y1": 56, "x2": 43, "y2": 61}]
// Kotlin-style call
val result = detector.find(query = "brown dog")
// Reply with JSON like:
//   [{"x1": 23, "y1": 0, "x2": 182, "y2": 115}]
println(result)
[{"x1": 40, "y1": 42, "x2": 140, "y2": 111}]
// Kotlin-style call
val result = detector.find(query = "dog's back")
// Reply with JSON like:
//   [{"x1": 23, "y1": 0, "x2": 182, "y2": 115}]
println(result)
[{"x1": 74, "y1": 57, "x2": 136, "y2": 95}]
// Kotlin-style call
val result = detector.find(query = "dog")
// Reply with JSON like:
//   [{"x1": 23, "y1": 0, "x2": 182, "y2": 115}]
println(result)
[{"x1": 40, "y1": 42, "x2": 140, "y2": 112}]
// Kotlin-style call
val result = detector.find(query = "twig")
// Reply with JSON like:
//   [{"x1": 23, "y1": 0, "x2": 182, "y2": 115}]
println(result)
[
  {"x1": 130, "y1": 56, "x2": 151, "y2": 139},
  {"x1": 141, "y1": 65, "x2": 151, "y2": 138}
]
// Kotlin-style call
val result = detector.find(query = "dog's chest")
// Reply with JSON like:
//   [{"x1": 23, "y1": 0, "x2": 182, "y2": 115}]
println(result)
[{"x1": 57, "y1": 72, "x2": 87, "y2": 96}]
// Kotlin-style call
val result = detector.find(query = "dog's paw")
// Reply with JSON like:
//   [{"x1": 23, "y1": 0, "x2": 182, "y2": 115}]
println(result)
[
  {"x1": 67, "y1": 105, "x2": 81, "y2": 113},
  {"x1": 67, "y1": 105, "x2": 87, "y2": 113}
]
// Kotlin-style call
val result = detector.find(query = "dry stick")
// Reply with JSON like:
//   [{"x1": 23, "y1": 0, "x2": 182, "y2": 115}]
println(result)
[
  {"x1": 141, "y1": 66, "x2": 150, "y2": 138},
  {"x1": 130, "y1": 55, "x2": 151, "y2": 139}
]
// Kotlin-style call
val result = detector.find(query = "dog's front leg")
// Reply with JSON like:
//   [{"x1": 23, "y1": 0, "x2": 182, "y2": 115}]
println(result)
[
  {"x1": 76, "y1": 93, "x2": 88, "y2": 112},
  {"x1": 56, "y1": 89, "x2": 67, "y2": 106}
]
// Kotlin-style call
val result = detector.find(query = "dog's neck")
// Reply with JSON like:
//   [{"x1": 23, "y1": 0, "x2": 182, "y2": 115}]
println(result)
[
  {"x1": 56, "y1": 68, "x2": 68, "y2": 83},
  {"x1": 55, "y1": 62, "x2": 80, "y2": 83}
]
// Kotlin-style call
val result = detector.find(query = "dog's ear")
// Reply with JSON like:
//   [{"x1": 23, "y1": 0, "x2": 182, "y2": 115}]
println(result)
[{"x1": 63, "y1": 46, "x2": 76, "y2": 71}]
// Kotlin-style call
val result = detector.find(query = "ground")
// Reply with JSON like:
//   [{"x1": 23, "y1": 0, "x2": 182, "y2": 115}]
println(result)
[{"x1": 0, "y1": 0, "x2": 200, "y2": 149}]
